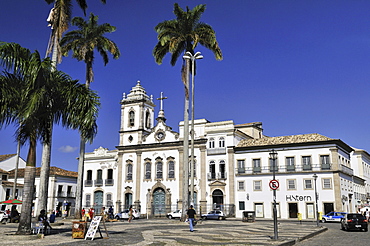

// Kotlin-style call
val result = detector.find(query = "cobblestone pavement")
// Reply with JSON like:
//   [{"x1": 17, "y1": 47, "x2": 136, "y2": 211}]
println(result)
[{"x1": 0, "y1": 218, "x2": 326, "y2": 246}]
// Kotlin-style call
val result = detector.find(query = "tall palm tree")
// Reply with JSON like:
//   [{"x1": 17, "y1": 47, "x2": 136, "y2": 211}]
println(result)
[
  {"x1": 60, "y1": 12, "x2": 120, "y2": 218},
  {"x1": 0, "y1": 42, "x2": 100, "y2": 234},
  {"x1": 39, "y1": 0, "x2": 106, "y2": 216},
  {"x1": 153, "y1": 3, "x2": 222, "y2": 220}
]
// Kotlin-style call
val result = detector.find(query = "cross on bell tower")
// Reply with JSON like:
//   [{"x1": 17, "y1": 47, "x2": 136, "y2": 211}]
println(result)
[{"x1": 156, "y1": 92, "x2": 167, "y2": 122}]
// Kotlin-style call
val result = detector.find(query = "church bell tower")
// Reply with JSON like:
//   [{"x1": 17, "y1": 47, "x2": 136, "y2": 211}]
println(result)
[{"x1": 119, "y1": 81, "x2": 155, "y2": 146}]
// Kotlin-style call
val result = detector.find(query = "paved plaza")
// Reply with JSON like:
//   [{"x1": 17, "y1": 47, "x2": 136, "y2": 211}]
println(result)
[{"x1": 0, "y1": 218, "x2": 326, "y2": 246}]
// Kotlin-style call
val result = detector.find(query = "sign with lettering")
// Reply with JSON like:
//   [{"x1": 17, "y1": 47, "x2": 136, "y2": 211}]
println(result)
[
  {"x1": 85, "y1": 216, "x2": 102, "y2": 240},
  {"x1": 286, "y1": 195, "x2": 312, "y2": 202},
  {"x1": 269, "y1": 180, "x2": 279, "y2": 190}
]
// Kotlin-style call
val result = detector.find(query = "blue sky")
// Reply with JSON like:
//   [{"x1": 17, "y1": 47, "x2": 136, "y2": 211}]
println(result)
[{"x1": 1, "y1": 0, "x2": 370, "y2": 172}]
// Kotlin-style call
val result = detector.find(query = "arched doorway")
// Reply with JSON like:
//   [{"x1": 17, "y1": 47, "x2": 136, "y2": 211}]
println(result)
[
  {"x1": 153, "y1": 188, "x2": 165, "y2": 216},
  {"x1": 94, "y1": 191, "x2": 104, "y2": 213},
  {"x1": 125, "y1": 193, "x2": 132, "y2": 209},
  {"x1": 212, "y1": 189, "x2": 224, "y2": 208}
]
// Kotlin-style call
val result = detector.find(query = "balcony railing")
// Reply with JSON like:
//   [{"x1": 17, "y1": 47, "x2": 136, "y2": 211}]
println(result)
[
  {"x1": 85, "y1": 180, "x2": 93, "y2": 187},
  {"x1": 67, "y1": 192, "x2": 75, "y2": 198},
  {"x1": 339, "y1": 164, "x2": 353, "y2": 176},
  {"x1": 286, "y1": 165, "x2": 295, "y2": 171},
  {"x1": 208, "y1": 172, "x2": 216, "y2": 180},
  {"x1": 57, "y1": 191, "x2": 66, "y2": 197},
  {"x1": 95, "y1": 179, "x2": 103, "y2": 186},
  {"x1": 236, "y1": 163, "x2": 335, "y2": 175},
  {"x1": 126, "y1": 174, "x2": 133, "y2": 181},
  {"x1": 218, "y1": 172, "x2": 227, "y2": 179},
  {"x1": 105, "y1": 179, "x2": 114, "y2": 186},
  {"x1": 253, "y1": 166, "x2": 261, "y2": 173}
]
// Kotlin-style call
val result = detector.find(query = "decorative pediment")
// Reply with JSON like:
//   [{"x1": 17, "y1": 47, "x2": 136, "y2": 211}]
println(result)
[
  {"x1": 209, "y1": 180, "x2": 226, "y2": 187},
  {"x1": 100, "y1": 161, "x2": 117, "y2": 169},
  {"x1": 94, "y1": 146, "x2": 109, "y2": 156}
]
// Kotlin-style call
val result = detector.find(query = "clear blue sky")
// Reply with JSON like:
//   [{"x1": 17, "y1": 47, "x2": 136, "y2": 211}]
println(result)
[{"x1": 1, "y1": 0, "x2": 370, "y2": 172}]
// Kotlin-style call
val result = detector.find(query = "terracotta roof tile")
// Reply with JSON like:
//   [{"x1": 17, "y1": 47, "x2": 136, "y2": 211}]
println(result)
[
  {"x1": 9, "y1": 166, "x2": 77, "y2": 178},
  {"x1": 0, "y1": 154, "x2": 16, "y2": 162}
]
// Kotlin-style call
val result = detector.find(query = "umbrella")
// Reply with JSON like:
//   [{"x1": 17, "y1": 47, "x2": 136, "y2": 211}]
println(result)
[{"x1": 0, "y1": 199, "x2": 22, "y2": 204}]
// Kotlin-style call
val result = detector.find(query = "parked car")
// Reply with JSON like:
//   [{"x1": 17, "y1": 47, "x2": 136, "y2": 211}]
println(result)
[
  {"x1": 321, "y1": 211, "x2": 347, "y2": 223},
  {"x1": 0, "y1": 211, "x2": 9, "y2": 224},
  {"x1": 167, "y1": 209, "x2": 182, "y2": 219},
  {"x1": 340, "y1": 213, "x2": 368, "y2": 232},
  {"x1": 201, "y1": 210, "x2": 226, "y2": 220},
  {"x1": 114, "y1": 209, "x2": 140, "y2": 220}
]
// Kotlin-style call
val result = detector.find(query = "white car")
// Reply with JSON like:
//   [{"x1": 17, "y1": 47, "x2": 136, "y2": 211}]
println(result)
[
  {"x1": 114, "y1": 209, "x2": 140, "y2": 220},
  {"x1": 167, "y1": 209, "x2": 182, "y2": 219},
  {"x1": 0, "y1": 211, "x2": 9, "y2": 223}
]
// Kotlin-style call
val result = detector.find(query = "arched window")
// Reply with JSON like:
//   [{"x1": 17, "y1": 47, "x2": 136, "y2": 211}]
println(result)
[
  {"x1": 106, "y1": 169, "x2": 113, "y2": 185},
  {"x1": 145, "y1": 111, "x2": 151, "y2": 129},
  {"x1": 127, "y1": 163, "x2": 133, "y2": 181},
  {"x1": 209, "y1": 161, "x2": 216, "y2": 179},
  {"x1": 219, "y1": 160, "x2": 226, "y2": 179},
  {"x1": 219, "y1": 137, "x2": 225, "y2": 148},
  {"x1": 168, "y1": 160, "x2": 175, "y2": 179},
  {"x1": 96, "y1": 169, "x2": 103, "y2": 186},
  {"x1": 209, "y1": 138, "x2": 215, "y2": 148},
  {"x1": 156, "y1": 161, "x2": 163, "y2": 179},
  {"x1": 129, "y1": 111, "x2": 135, "y2": 127},
  {"x1": 145, "y1": 162, "x2": 151, "y2": 180},
  {"x1": 86, "y1": 170, "x2": 93, "y2": 186}
]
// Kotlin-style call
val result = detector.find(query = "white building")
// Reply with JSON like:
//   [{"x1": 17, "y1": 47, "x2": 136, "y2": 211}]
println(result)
[
  {"x1": 8, "y1": 166, "x2": 78, "y2": 217},
  {"x1": 81, "y1": 81, "x2": 369, "y2": 220},
  {"x1": 0, "y1": 154, "x2": 25, "y2": 211}
]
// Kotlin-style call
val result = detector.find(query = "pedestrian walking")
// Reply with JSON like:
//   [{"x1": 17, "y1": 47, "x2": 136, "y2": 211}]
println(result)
[
  {"x1": 128, "y1": 205, "x2": 133, "y2": 222},
  {"x1": 108, "y1": 206, "x2": 114, "y2": 220},
  {"x1": 186, "y1": 205, "x2": 196, "y2": 232}
]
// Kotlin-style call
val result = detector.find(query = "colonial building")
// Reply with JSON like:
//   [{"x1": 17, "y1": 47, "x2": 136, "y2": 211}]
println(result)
[
  {"x1": 82, "y1": 81, "x2": 262, "y2": 216},
  {"x1": 234, "y1": 134, "x2": 360, "y2": 220},
  {"x1": 0, "y1": 154, "x2": 25, "y2": 210},
  {"x1": 82, "y1": 81, "x2": 370, "y2": 219},
  {"x1": 8, "y1": 167, "x2": 78, "y2": 217}
]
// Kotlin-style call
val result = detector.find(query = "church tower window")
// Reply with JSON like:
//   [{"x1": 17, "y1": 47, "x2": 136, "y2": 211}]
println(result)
[
  {"x1": 145, "y1": 110, "x2": 151, "y2": 129},
  {"x1": 129, "y1": 111, "x2": 135, "y2": 127}
]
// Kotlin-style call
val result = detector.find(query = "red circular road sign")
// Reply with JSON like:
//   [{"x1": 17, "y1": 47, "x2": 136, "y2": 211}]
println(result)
[{"x1": 269, "y1": 179, "x2": 279, "y2": 190}]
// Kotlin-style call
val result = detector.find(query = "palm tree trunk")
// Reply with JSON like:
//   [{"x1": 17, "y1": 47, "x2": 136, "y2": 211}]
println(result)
[
  {"x1": 181, "y1": 58, "x2": 190, "y2": 221},
  {"x1": 74, "y1": 138, "x2": 85, "y2": 219},
  {"x1": 17, "y1": 137, "x2": 37, "y2": 234},
  {"x1": 38, "y1": 124, "x2": 53, "y2": 214},
  {"x1": 75, "y1": 63, "x2": 92, "y2": 219}
]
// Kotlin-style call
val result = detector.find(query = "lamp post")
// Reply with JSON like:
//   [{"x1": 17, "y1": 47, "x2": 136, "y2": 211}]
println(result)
[
  {"x1": 269, "y1": 149, "x2": 278, "y2": 240},
  {"x1": 313, "y1": 173, "x2": 319, "y2": 227},
  {"x1": 183, "y1": 51, "x2": 203, "y2": 206}
]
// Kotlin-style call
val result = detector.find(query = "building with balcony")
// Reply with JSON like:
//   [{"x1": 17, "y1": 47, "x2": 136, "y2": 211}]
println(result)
[
  {"x1": 8, "y1": 166, "x2": 77, "y2": 217},
  {"x1": 82, "y1": 81, "x2": 262, "y2": 216},
  {"x1": 233, "y1": 133, "x2": 363, "y2": 220},
  {"x1": 80, "y1": 81, "x2": 370, "y2": 220}
]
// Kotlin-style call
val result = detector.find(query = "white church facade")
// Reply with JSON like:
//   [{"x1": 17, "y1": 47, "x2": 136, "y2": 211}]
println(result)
[{"x1": 81, "y1": 81, "x2": 370, "y2": 220}]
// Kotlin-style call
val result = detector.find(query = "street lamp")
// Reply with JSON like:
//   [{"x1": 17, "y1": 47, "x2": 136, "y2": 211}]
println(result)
[
  {"x1": 313, "y1": 173, "x2": 319, "y2": 227},
  {"x1": 183, "y1": 51, "x2": 203, "y2": 206},
  {"x1": 269, "y1": 149, "x2": 278, "y2": 240}
]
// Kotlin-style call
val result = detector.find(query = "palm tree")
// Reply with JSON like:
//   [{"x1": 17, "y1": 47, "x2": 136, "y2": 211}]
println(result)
[
  {"x1": 0, "y1": 42, "x2": 100, "y2": 234},
  {"x1": 38, "y1": 0, "x2": 106, "y2": 216},
  {"x1": 153, "y1": 3, "x2": 222, "y2": 220},
  {"x1": 60, "y1": 12, "x2": 120, "y2": 218}
]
